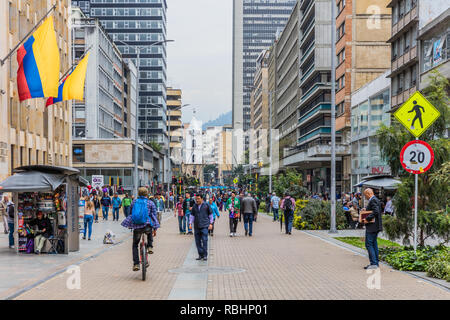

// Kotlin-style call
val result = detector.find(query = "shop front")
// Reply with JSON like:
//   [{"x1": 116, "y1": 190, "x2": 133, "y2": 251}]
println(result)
[{"x1": 0, "y1": 166, "x2": 88, "y2": 255}]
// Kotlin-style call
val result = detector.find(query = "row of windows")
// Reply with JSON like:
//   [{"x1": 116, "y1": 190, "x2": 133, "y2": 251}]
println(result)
[
  {"x1": 100, "y1": 20, "x2": 164, "y2": 30},
  {"x1": 117, "y1": 45, "x2": 163, "y2": 55},
  {"x1": 392, "y1": 65, "x2": 417, "y2": 95},
  {"x1": 91, "y1": 8, "x2": 163, "y2": 17},
  {"x1": 111, "y1": 32, "x2": 163, "y2": 42},
  {"x1": 392, "y1": 0, "x2": 417, "y2": 25},
  {"x1": 392, "y1": 25, "x2": 418, "y2": 59},
  {"x1": 90, "y1": 0, "x2": 162, "y2": 3}
]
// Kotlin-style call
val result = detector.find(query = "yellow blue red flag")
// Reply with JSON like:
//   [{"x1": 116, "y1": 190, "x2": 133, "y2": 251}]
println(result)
[
  {"x1": 46, "y1": 52, "x2": 90, "y2": 107},
  {"x1": 17, "y1": 16, "x2": 60, "y2": 102}
]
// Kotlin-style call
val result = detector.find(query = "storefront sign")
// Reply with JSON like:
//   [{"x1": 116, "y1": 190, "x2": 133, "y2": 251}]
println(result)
[{"x1": 92, "y1": 175, "x2": 104, "y2": 188}]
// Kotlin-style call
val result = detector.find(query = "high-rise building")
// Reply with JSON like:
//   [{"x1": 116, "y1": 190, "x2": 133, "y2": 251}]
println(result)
[
  {"x1": 73, "y1": 0, "x2": 168, "y2": 145},
  {"x1": 0, "y1": 0, "x2": 72, "y2": 182},
  {"x1": 271, "y1": 0, "x2": 338, "y2": 194},
  {"x1": 250, "y1": 49, "x2": 270, "y2": 172},
  {"x1": 334, "y1": 0, "x2": 391, "y2": 192},
  {"x1": 232, "y1": 0, "x2": 296, "y2": 165},
  {"x1": 166, "y1": 87, "x2": 183, "y2": 166},
  {"x1": 71, "y1": 8, "x2": 135, "y2": 139}
]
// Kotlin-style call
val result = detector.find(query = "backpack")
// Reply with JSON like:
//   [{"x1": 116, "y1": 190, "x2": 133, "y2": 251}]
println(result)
[
  {"x1": 131, "y1": 198, "x2": 148, "y2": 225},
  {"x1": 8, "y1": 204, "x2": 14, "y2": 218},
  {"x1": 283, "y1": 198, "x2": 293, "y2": 213}
]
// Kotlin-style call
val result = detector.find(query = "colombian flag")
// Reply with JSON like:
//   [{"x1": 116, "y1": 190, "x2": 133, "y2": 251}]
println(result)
[
  {"x1": 17, "y1": 16, "x2": 60, "y2": 102},
  {"x1": 46, "y1": 52, "x2": 90, "y2": 107}
]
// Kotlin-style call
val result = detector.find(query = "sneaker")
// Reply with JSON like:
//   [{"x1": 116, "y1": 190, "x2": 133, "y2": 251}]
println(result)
[
  {"x1": 202, "y1": 257, "x2": 208, "y2": 261},
  {"x1": 233, "y1": 232, "x2": 237, "y2": 236},
  {"x1": 249, "y1": 234, "x2": 252, "y2": 237},
  {"x1": 366, "y1": 265, "x2": 379, "y2": 270},
  {"x1": 145, "y1": 262, "x2": 149, "y2": 268},
  {"x1": 9, "y1": 245, "x2": 14, "y2": 249},
  {"x1": 133, "y1": 264, "x2": 140, "y2": 271},
  {"x1": 35, "y1": 250, "x2": 40, "y2": 254},
  {"x1": 88, "y1": 238, "x2": 91, "y2": 241},
  {"x1": 82, "y1": 237, "x2": 86, "y2": 240},
  {"x1": 363, "y1": 265, "x2": 371, "y2": 270},
  {"x1": 196, "y1": 256, "x2": 203, "y2": 260},
  {"x1": 147, "y1": 247, "x2": 154, "y2": 254},
  {"x1": 230, "y1": 233, "x2": 233, "y2": 237},
  {"x1": 245, "y1": 230, "x2": 248, "y2": 236}
]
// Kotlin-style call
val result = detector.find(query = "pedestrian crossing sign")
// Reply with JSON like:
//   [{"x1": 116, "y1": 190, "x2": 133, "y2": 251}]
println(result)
[
  {"x1": 394, "y1": 91, "x2": 441, "y2": 137},
  {"x1": 233, "y1": 178, "x2": 238, "y2": 184}
]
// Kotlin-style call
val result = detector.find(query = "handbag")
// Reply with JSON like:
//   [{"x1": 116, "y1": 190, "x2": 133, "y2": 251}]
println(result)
[{"x1": 26, "y1": 238, "x2": 34, "y2": 254}]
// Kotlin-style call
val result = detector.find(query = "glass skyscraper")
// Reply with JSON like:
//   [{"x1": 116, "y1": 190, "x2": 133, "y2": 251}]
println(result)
[
  {"x1": 232, "y1": 0, "x2": 296, "y2": 163},
  {"x1": 72, "y1": 0, "x2": 168, "y2": 145}
]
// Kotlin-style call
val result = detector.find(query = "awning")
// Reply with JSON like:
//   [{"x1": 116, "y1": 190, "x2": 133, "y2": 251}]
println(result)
[
  {"x1": 0, "y1": 171, "x2": 66, "y2": 192},
  {"x1": 355, "y1": 177, "x2": 401, "y2": 190}
]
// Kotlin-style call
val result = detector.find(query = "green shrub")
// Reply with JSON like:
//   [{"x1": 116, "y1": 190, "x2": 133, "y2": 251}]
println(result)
[
  {"x1": 426, "y1": 249, "x2": 450, "y2": 282},
  {"x1": 380, "y1": 245, "x2": 448, "y2": 272},
  {"x1": 293, "y1": 199, "x2": 347, "y2": 230},
  {"x1": 259, "y1": 202, "x2": 266, "y2": 212}
]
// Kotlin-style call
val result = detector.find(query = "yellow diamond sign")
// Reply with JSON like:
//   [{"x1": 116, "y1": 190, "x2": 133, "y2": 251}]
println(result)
[
  {"x1": 394, "y1": 91, "x2": 441, "y2": 137},
  {"x1": 233, "y1": 178, "x2": 238, "y2": 184}
]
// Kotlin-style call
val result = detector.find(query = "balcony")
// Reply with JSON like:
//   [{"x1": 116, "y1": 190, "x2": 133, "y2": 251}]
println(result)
[
  {"x1": 391, "y1": 46, "x2": 418, "y2": 76},
  {"x1": 298, "y1": 127, "x2": 331, "y2": 144},
  {"x1": 298, "y1": 104, "x2": 331, "y2": 126},
  {"x1": 391, "y1": 5, "x2": 418, "y2": 38}
]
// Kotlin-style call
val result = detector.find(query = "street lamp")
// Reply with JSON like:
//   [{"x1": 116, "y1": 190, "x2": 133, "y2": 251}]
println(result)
[{"x1": 116, "y1": 39, "x2": 174, "y2": 197}]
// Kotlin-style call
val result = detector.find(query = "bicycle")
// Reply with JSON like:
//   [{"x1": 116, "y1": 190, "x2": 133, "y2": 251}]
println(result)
[{"x1": 139, "y1": 230, "x2": 149, "y2": 281}]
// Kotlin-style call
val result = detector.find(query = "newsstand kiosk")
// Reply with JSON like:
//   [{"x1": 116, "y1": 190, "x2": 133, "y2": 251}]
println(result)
[{"x1": 0, "y1": 165, "x2": 88, "y2": 254}]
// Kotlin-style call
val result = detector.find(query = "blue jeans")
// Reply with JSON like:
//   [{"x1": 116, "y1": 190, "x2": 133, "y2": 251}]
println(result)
[
  {"x1": 123, "y1": 206, "x2": 131, "y2": 218},
  {"x1": 112, "y1": 207, "x2": 120, "y2": 221},
  {"x1": 83, "y1": 215, "x2": 93, "y2": 239},
  {"x1": 102, "y1": 206, "x2": 109, "y2": 220},
  {"x1": 243, "y1": 213, "x2": 254, "y2": 235},
  {"x1": 365, "y1": 231, "x2": 379, "y2": 266},
  {"x1": 194, "y1": 227, "x2": 209, "y2": 258},
  {"x1": 272, "y1": 208, "x2": 279, "y2": 221},
  {"x1": 95, "y1": 208, "x2": 99, "y2": 221},
  {"x1": 8, "y1": 222, "x2": 14, "y2": 246},
  {"x1": 178, "y1": 215, "x2": 186, "y2": 233},
  {"x1": 284, "y1": 211, "x2": 294, "y2": 233},
  {"x1": 184, "y1": 213, "x2": 192, "y2": 233}
]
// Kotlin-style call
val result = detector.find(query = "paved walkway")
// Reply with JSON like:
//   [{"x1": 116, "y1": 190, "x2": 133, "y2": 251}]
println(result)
[{"x1": 11, "y1": 212, "x2": 450, "y2": 300}]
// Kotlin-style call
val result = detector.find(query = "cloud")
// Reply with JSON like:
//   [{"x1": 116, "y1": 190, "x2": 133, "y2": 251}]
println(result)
[{"x1": 167, "y1": 0, "x2": 232, "y2": 123}]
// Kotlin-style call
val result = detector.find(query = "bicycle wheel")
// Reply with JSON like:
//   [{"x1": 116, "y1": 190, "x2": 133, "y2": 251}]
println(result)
[{"x1": 141, "y1": 242, "x2": 146, "y2": 281}]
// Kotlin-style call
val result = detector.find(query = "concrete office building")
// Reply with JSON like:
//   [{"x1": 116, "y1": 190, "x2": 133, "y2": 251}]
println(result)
[
  {"x1": 276, "y1": 0, "x2": 339, "y2": 194},
  {"x1": 417, "y1": 8, "x2": 450, "y2": 90},
  {"x1": 71, "y1": 8, "x2": 135, "y2": 139},
  {"x1": 350, "y1": 71, "x2": 391, "y2": 188},
  {"x1": 166, "y1": 87, "x2": 183, "y2": 168},
  {"x1": 250, "y1": 50, "x2": 270, "y2": 172},
  {"x1": 73, "y1": 0, "x2": 169, "y2": 145},
  {"x1": 334, "y1": 0, "x2": 391, "y2": 192},
  {"x1": 0, "y1": 0, "x2": 72, "y2": 182},
  {"x1": 387, "y1": 0, "x2": 448, "y2": 110},
  {"x1": 232, "y1": 0, "x2": 296, "y2": 165}
]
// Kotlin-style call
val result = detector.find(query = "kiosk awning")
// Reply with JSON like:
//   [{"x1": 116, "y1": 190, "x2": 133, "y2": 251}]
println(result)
[
  {"x1": 355, "y1": 176, "x2": 401, "y2": 190},
  {"x1": 0, "y1": 171, "x2": 66, "y2": 192}
]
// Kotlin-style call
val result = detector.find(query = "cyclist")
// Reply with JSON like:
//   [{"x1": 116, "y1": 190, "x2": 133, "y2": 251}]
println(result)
[{"x1": 121, "y1": 187, "x2": 160, "y2": 271}]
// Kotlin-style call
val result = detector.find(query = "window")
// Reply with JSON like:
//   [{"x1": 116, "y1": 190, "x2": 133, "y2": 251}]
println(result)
[
  {"x1": 337, "y1": 22, "x2": 345, "y2": 40},
  {"x1": 337, "y1": 48, "x2": 345, "y2": 65},
  {"x1": 337, "y1": 0, "x2": 346, "y2": 15},
  {"x1": 73, "y1": 145, "x2": 85, "y2": 163},
  {"x1": 404, "y1": 30, "x2": 410, "y2": 52},
  {"x1": 337, "y1": 75, "x2": 345, "y2": 91}
]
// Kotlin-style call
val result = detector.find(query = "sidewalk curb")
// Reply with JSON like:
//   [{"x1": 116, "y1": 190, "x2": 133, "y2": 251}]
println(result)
[
  {"x1": 4, "y1": 212, "x2": 173, "y2": 300},
  {"x1": 301, "y1": 230, "x2": 450, "y2": 293}
]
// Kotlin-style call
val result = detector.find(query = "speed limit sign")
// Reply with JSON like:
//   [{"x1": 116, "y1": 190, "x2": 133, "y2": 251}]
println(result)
[{"x1": 400, "y1": 140, "x2": 434, "y2": 174}]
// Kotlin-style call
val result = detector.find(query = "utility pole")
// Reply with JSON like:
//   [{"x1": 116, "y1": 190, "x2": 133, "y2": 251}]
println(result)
[
  {"x1": 134, "y1": 47, "x2": 140, "y2": 198},
  {"x1": 330, "y1": 0, "x2": 337, "y2": 233},
  {"x1": 269, "y1": 91, "x2": 273, "y2": 194}
]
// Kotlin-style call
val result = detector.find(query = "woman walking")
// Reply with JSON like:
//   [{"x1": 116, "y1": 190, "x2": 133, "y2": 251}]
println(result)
[
  {"x1": 83, "y1": 200, "x2": 95, "y2": 240},
  {"x1": 92, "y1": 195, "x2": 101, "y2": 223},
  {"x1": 174, "y1": 196, "x2": 185, "y2": 234}
]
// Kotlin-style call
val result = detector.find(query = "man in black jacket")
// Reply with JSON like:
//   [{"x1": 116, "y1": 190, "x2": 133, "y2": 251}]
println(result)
[
  {"x1": 189, "y1": 194, "x2": 213, "y2": 261},
  {"x1": 362, "y1": 188, "x2": 383, "y2": 269}
]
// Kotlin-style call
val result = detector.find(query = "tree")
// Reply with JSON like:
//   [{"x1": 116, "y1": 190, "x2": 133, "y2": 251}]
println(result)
[
  {"x1": 273, "y1": 169, "x2": 309, "y2": 199},
  {"x1": 378, "y1": 71, "x2": 450, "y2": 245}
]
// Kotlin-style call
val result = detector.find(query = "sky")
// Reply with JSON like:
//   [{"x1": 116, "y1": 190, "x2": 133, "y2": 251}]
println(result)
[{"x1": 167, "y1": 0, "x2": 232, "y2": 124}]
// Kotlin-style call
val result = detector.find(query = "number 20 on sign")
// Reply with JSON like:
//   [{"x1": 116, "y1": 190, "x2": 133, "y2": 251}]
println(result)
[{"x1": 400, "y1": 140, "x2": 434, "y2": 174}]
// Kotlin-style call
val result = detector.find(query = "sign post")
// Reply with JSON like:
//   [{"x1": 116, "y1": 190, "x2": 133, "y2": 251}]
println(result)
[{"x1": 395, "y1": 91, "x2": 440, "y2": 254}]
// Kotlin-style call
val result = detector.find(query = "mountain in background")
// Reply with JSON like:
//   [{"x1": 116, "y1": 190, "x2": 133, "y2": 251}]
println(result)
[{"x1": 202, "y1": 111, "x2": 232, "y2": 130}]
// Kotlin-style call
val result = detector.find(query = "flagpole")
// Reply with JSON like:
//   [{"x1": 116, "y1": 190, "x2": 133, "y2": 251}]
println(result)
[
  {"x1": 0, "y1": 4, "x2": 57, "y2": 66},
  {"x1": 59, "y1": 46, "x2": 93, "y2": 81}
]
